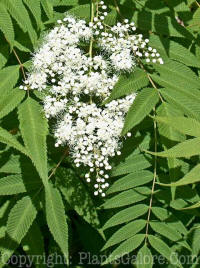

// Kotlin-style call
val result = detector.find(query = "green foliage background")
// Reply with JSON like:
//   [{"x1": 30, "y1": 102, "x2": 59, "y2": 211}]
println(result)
[{"x1": 0, "y1": 0, "x2": 200, "y2": 267}]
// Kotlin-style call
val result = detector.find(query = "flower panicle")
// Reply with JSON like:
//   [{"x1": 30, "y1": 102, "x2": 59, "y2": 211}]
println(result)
[{"x1": 19, "y1": 2, "x2": 163, "y2": 197}]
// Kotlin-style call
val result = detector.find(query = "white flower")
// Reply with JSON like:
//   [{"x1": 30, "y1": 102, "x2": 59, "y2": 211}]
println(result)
[
  {"x1": 110, "y1": 49, "x2": 134, "y2": 71},
  {"x1": 20, "y1": 12, "x2": 163, "y2": 196}
]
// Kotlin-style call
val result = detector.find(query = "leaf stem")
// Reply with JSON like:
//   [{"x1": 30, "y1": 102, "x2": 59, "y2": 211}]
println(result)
[
  {"x1": 5, "y1": 37, "x2": 26, "y2": 81},
  {"x1": 113, "y1": 0, "x2": 160, "y2": 243},
  {"x1": 48, "y1": 148, "x2": 69, "y2": 180},
  {"x1": 145, "y1": 107, "x2": 157, "y2": 244},
  {"x1": 12, "y1": 48, "x2": 26, "y2": 81},
  {"x1": 30, "y1": 147, "x2": 69, "y2": 202},
  {"x1": 136, "y1": 60, "x2": 164, "y2": 103},
  {"x1": 8, "y1": 41, "x2": 29, "y2": 96}
]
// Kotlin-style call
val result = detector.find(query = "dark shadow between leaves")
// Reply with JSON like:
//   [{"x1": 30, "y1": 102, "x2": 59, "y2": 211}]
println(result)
[
  {"x1": 56, "y1": 168, "x2": 100, "y2": 229},
  {"x1": 19, "y1": 154, "x2": 42, "y2": 193}
]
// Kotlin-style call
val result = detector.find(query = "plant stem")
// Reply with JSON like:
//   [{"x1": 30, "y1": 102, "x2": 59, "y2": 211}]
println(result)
[
  {"x1": 196, "y1": 0, "x2": 200, "y2": 8},
  {"x1": 89, "y1": 0, "x2": 95, "y2": 58},
  {"x1": 113, "y1": 0, "x2": 122, "y2": 16}
]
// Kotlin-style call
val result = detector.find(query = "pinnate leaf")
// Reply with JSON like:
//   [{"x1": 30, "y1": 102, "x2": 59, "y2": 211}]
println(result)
[
  {"x1": 18, "y1": 98, "x2": 48, "y2": 186},
  {"x1": 0, "y1": 196, "x2": 37, "y2": 266},
  {"x1": 103, "y1": 204, "x2": 149, "y2": 230},
  {"x1": 155, "y1": 116, "x2": 200, "y2": 137},
  {"x1": 0, "y1": 88, "x2": 25, "y2": 119},
  {"x1": 148, "y1": 235, "x2": 182, "y2": 267},
  {"x1": 108, "y1": 68, "x2": 149, "y2": 100},
  {"x1": 136, "y1": 245, "x2": 153, "y2": 268},
  {"x1": 45, "y1": 185, "x2": 68, "y2": 262},
  {"x1": 148, "y1": 138, "x2": 200, "y2": 158},
  {"x1": 102, "y1": 219, "x2": 146, "y2": 250},
  {"x1": 0, "y1": 174, "x2": 41, "y2": 195},
  {"x1": 159, "y1": 164, "x2": 200, "y2": 187},
  {"x1": 0, "y1": 127, "x2": 28, "y2": 156},
  {"x1": 122, "y1": 88, "x2": 159, "y2": 135},
  {"x1": 102, "y1": 234, "x2": 145, "y2": 265}
]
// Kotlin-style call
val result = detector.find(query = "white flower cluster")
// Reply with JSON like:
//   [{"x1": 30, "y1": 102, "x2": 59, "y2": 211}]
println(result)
[
  {"x1": 20, "y1": 1, "x2": 163, "y2": 197},
  {"x1": 98, "y1": 22, "x2": 164, "y2": 67},
  {"x1": 54, "y1": 95, "x2": 134, "y2": 196}
]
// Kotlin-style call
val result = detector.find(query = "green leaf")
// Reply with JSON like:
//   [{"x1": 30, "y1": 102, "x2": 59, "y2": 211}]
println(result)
[
  {"x1": 108, "y1": 68, "x2": 149, "y2": 100},
  {"x1": 68, "y1": 4, "x2": 90, "y2": 22},
  {"x1": 45, "y1": 185, "x2": 68, "y2": 262},
  {"x1": 0, "y1": 88, "x2": 25, "y2": 119},
  {"x1": 0, "y1": 43, "x2": 9, "y2": 70},
  {"x1": 188, "y1": 7, "x2": 200, "y2": 31},
  {"x1": 103, "y1": 204, "x2": 149, "y2": 230},
  {"x1": 155, "y1": 116, "x2": 200, "y2": 138},
  {"x1": 148, "y1": 138, "x2": 200, "y2": 158},
  {"x1": 159, "y1": 87, "x2": 200, "y2": 121},
  {"x1": 152, "y1": 74, "x2": 200, "y2": 122},
  {"x1": 112, "y1": 154, "x2": 151, "y2": 177},
  {"x1": 156, "y1": 104, "x2": 186, "y2": 199},
  {"x1": 102, "y1": 234, "x2": 145, "y2": 265},
  {"x1": 18, "y1": 98, "x2": 48, "y2": 186},
  {"x1": 190, "y1": 226, "x2": 200, "y2": 256},
  {"x1": 180, "y1": 201, "x2": 200, "y2": 210},
  {"x1": 154, "y1": 60, "x2": 200, "y2": 89},
  {"x1": 150, "y1": 221, "x2": 182, "y2": 242},
  {"x1": 0, "y1": 196, "x2": 37, "y2": 266},
  {"x1": 149, "y1": 35, "x2": 200, "y2": 68},
  {"x1": 148, "y1": 235, "x2": 182, "y2": 267},
  {"x1": 4, "y1": 0, "x2": 27, "y2": 32},
  {"x1": 102, "y1": 219, "x2": 146, "y2": 250},
  {"x1": 104, "y1": 9, "x2": 117, "y2": 26},
  {"x1": 0, "y1": 174, "x2": 40, "y2": 195},
  {"x1": 0, "y1": 199, "x2": 11, "y2": 217},
  {"x1": 0, "y1": 200, "x2": 10, "y2": 241},
  {"x1": 102, "y1": 187, "x2": 150, "y2": 209},
  {"x1": 152, "y1": 207, "x2": 188, "y2": 235},
  {"x1": 152, "y1": 62, "x2": 200, "y2": 122},
  {"x1": 132, "y1": 10, "x2": 193, "y2": 38},
  {"x1": 0, "y1": 155, "x2": 21, "y2": 174},
  {"x1": 0, "y1": 3, "x2": 14, "y2": 45},
  {"x1": 0, "y1": 65, "x2": 20, "y2": 94},
  {"x1": 14, "y1": 40, "x2": 31, "y2": 52},
  {"x1": 136, "y1": 245, "x2": 153, "y2": 268},
  {"x1": 41, "y1": 0, "x2": 53, "y2": 18},
  {"x1": 23, "y1": 0, "x2": 42, "y2": 29},
  {"x1": 0, "y1": 127, "x2": 28, "y2": 156},
  {"x1": 159, "y1": 164, "x2": 200, "y2": 187},
  {"x1": 107, "y1": 170, "x2": 153, "y2": 194},
  {"x1": 151, "y1": 207, "x2": 171, "y2": 221},
  {"x1": 122, "y1": 88, "x2": 159, "y2": 135},
  {"x1": 156, "y1": 103, "x2": 185, "y2": 142},
  {"x1": 52, "y1": 0, "x2": 79, "y2": 6},
  {"x1": 3, "y1": 0, "x2": 37, "y2": 44},
  {"x1": 167, "y1": 0, "x2": 190, "y2": 12}
]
